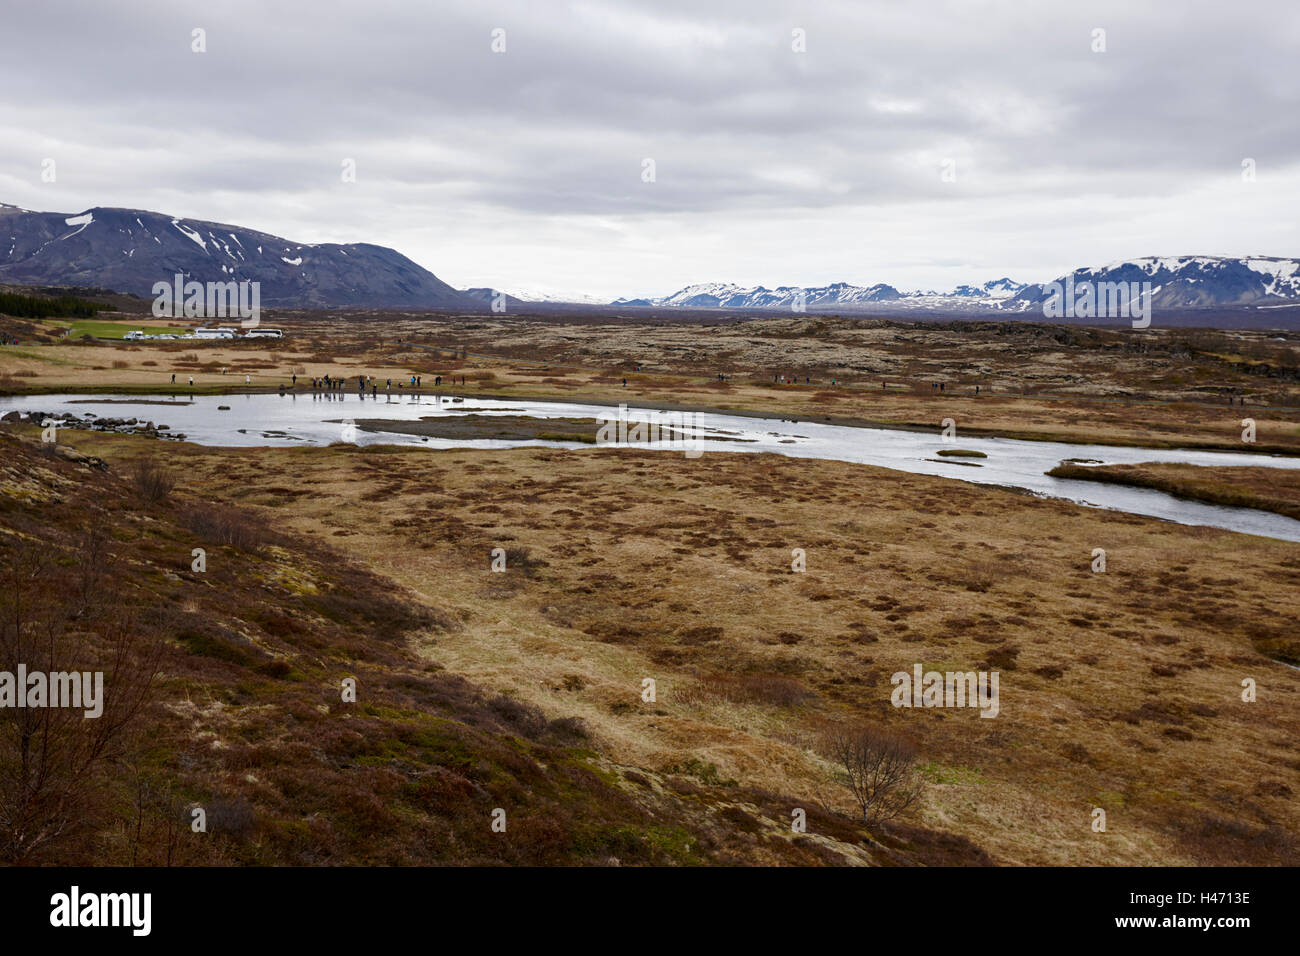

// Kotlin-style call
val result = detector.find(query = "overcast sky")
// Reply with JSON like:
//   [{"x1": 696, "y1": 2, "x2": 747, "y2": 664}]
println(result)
[{"x1": 2, "y1": 0, "x2": 1297, "y2": 299}]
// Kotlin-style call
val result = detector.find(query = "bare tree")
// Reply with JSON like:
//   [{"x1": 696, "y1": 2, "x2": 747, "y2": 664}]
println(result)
[
  {"x1": 822, "y1": 724, "x2": 925, "y2": 826},
  {"x1": 0, "y1": 538, "x2": 163, "y2": 863}
]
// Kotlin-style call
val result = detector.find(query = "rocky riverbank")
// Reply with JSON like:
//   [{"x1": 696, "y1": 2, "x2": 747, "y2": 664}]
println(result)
[{"x1": 1, "y1": 409, "x2": 185, "y2": 441}]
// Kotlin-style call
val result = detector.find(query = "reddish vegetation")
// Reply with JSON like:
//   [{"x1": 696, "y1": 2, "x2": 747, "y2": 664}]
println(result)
[{"x1": 0, "y1": 431, "x2": 971, "y2": 865}]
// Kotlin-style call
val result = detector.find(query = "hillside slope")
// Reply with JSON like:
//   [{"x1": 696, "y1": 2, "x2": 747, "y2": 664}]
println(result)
[
  {"x1": 0, "y1": 428, "x2": 987, "y2": 865},
  {"x1": 0, "y1": 204, "x2": 478, "y2": 310}
]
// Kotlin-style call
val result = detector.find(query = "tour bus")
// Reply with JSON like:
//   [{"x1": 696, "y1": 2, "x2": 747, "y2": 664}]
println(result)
[
  {"x1": 193, "y1": 327, "x2": 237, "y2": 339},
  {"x1": 244, "y1": 328, "x2": 284, "y2": 339}
]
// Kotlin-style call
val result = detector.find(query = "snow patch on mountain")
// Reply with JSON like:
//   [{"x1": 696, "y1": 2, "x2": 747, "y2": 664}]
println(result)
[
  {"x1": 1008, "y1": 256, "x2": 1300, "y2": 311},
  {"x1": 627, "y1": 260, "x2": 1300, "y2": 313},
  {"x1": 171, "y1": 219, "x2": 208, "y2": 252},
  {"x1": 0, "y1": 202, "x2": 478, "y2": 309},
  {"x1": 626, "y1": 278, "x2": 1025, "y2": 311}
]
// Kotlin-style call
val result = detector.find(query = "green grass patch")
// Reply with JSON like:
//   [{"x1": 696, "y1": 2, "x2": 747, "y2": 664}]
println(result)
[
  {"x1": 59, "y1": 319, "x2": 181, "y2": 339},
  {"x1": 663, "y1": 757, "x2": 737, "y2": 788},
  {"x1": 920, "y1": 762, "x2": 989, "y2": 786}
]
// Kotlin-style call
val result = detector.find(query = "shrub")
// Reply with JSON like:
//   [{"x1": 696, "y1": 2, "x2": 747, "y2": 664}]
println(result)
[
  {"x1": 488, "y1": 694, "x2": 548, "y2": 739},
  {"x1": 985, "y1": 645, "x2": 1020, "y2": 670},
  {"x1": 130, "y1": 457, "x2": 175, "y2": 504},
  {"x1": 545, "y1": 715, "x2": 590, "y2": 743},
  {"x1": 735, "y1": 674, "x2": 814, "y2": 707},
  {"x1": 822, "y1": 724, "x2": 925, "y2": 826},
  {"x1": 205, "y1": 796, "x2": 258, "y2": 841},
  {"x1": 181, "y1": 503, "x2": 266, "y2": 551},
  {"x1": 504, "y1": 546, "x2": 543, "y2": 577},
  {"x1": 678, "y1": 625, "x2": 724, "y2": 645},
  {"x1": 257, "y1": 659, "x2": 293, "y2": 678},
  {"x1": 680, "y1": 672, "x2": 814, "y2": 709}
]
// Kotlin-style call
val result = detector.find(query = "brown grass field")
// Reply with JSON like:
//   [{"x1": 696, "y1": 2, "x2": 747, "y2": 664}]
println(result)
[
  {"x1": 1, "y1": 310, "x2": 1298, "y2": 865},
  {"x1": 4, "y1": 310, "x2": 1300, "y2": 454}
]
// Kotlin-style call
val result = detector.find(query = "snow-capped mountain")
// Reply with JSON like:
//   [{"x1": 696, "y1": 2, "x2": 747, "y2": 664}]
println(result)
[
  {"x1": 6, "y1": 204, "x2": 1292, "y2": 319},
  {"x1": 505, "y1": 288, "x2": 611, "y2": 306},
  {"x1": 636, "y1": 281, "x2": 903, "y2": 310},
  {"x1": 974, "y1": 277, "x2": 1025, "y2": 299},
  {"x1": 618, "y1": 260, "x2": 1300, "y2": 314},
  {"x1": 624, "y1": 278, "x2": 1024, "y2": 311},
  {"x1": 0, "y1": 203, "x2": 477, "y2": 309},
  {"x1": 1007, "y1": 256, "x2": 1300, "y2": 312}
]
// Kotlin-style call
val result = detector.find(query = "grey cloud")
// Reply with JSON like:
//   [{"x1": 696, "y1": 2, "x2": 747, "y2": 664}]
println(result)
[{"x1": 1, "y1": 0, "x2": 1296, "y2": 297}]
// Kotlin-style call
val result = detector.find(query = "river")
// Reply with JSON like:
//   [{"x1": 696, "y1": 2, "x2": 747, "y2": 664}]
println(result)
[{"x1": 6, "y1": 391, "x2": 1300, "y2": 542}]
